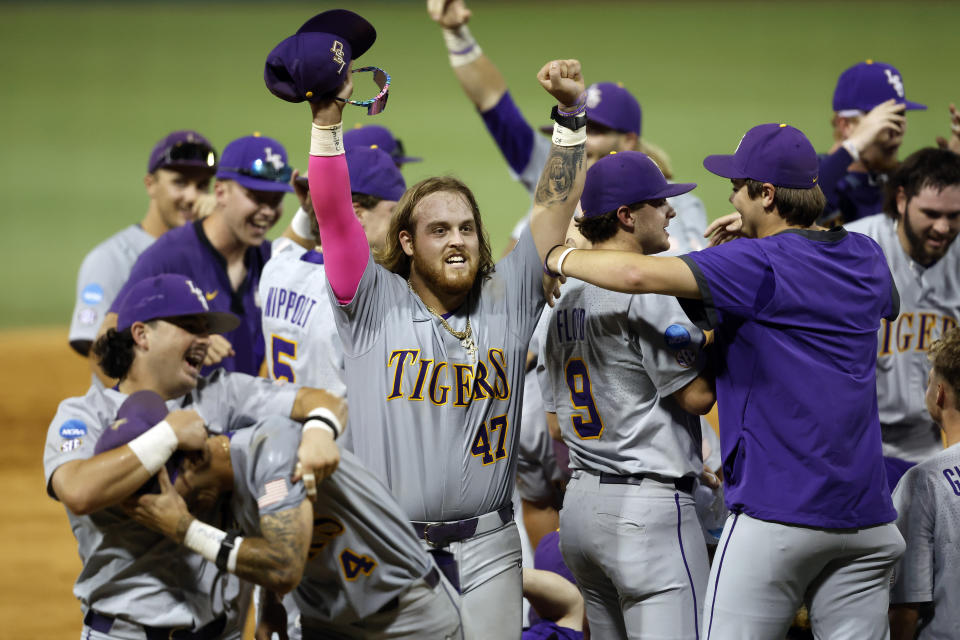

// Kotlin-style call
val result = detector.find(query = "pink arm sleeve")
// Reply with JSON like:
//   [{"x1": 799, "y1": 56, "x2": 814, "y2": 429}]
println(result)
[{"x1": 308, "y1": 154, "x2": 370, "y2": 304}]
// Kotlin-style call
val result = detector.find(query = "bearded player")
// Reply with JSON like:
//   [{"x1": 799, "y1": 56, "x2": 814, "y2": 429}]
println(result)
[{"x1": 272, "y1": 11, "x2": 586, "y2": 635}]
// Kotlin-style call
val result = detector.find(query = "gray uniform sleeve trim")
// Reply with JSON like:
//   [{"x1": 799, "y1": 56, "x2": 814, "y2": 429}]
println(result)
[{"x1": 676, "y1": 255, "x2": 718, "y2": 330}]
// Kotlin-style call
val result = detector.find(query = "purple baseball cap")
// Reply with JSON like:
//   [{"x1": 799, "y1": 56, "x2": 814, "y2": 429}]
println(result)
[
  {"x1": 703, "y1": 123, "x2": 819, "y2": 189},
  {"x1": 95, "y1": 390, "x2": 184, "y2": 491},
  {"x1": 586, "y1": 82, "x2": 642, "y2": 135},
  {"x1": 216, "y1": 134, "x2": 294, "y2": 193},
  {"x1": 265, "y1": 9, "x2": 376, "y2": 104},
  {"x1": 580, "y1": 151, "x2": 695, "y2": 218},
  {"x1": 347, "y1": 146, "x2": 406, "y2": 202},
  {"x1": 116, "y1": 274, "x2": 240, "y2": 333},
  {"x1": 344, "y1": 125, "x2": 422, "y2": 165},
  {"x1": 833, "y1": 60, "x2": 926, "y2": 115},
  {"x1": 147, "y1": 130, "x2": 217, "y2": 174}
]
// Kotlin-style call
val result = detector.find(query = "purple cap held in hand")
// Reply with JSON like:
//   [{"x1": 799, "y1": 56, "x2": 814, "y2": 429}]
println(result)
[
  {"x1": 216, "y1": 135, "x2": 294, "y2": 193},
  {"x1": 347, "y1": 146, "x2": 406, "y2": 202},
  {"x1": 115, "y1": 274, "x2": 240, "y2": 333},
  {"x1": 95, "y1": 390, "x2": 184, "y2": 491},
  {"x1": 586, "y1": 82, "x2": 642, "y2": 135},
  {"x1": 580, "y1": 151, "x2": 695, "y2": 218},
  {"x1": 147, "y1": 130, "x2": 217, "y2": 174},
  {"x1": 344, "y1": 125, "x2": 422, "y2": 165},
  {"x1": 833, "y1": 60, "x2": 926, "y2": 115},
  {"x1": 265, "y1": 9, "x2": 376, "y2": 104},
  {"x1": 703, "y1": 123, "x2": 819, "y2": 189}
]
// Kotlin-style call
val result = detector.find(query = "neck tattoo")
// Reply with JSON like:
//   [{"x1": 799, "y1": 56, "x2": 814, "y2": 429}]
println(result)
[{"x1": 407, "y1": 279, "x2": 478, "y2": 363}]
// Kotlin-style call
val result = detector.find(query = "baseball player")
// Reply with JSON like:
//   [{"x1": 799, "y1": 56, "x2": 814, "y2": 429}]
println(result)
[
  {"x1": 544, "y1": 123, "x2": 905, "y2": 639},
  {"x1": 818, "y1": 60, "x2": 923, "y2": 225},
  {"x1": 266, "y1": 10, "x2": 587, "y2": 635},
  {"x1": 44, "y1": 273, "x2": 344, "y2": 639},
  {"x1": 889, "y1": 327, "x2": 960, "y2": 640},
  {"x1": 427, "y1": 0, "x2": 709, "y2": 255},
  {"x1": 538, "y1": 151, "x2": 714, "y2": 639},
  {"x1": 343, "y1": 124, "x2": 422, "y2": 168},
  {"x1": 70, "y1": 130, "x2": 217, "y2": 383},
  {"x1": 99, "y1": 134, "x2": 295, "y2": 378},
  {"x1": 844, "y1": 148, "x2": 960, "y2": 465},
  {"x1": 260, "y1": 146, "x2": 406, "y2": 399},
  {"x1": 128, "y1": 416, "x2": 464, "y2": 640}
]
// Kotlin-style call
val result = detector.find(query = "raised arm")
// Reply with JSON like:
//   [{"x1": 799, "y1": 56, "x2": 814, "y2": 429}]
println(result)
[
  {"x1": 307, "y1": 71, "x2": 370, "y2": 304},
  {"x1": 528, "y1": 59, "x2": 587, "y2": 261}
]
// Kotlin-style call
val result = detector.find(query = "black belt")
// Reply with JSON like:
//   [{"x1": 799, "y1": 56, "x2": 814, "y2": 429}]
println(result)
[
  {"x1": 412, "y1": 505, "x2": 513, "y2": 546},
  {"x1": 84, "y1": 611, "x2": 226, "y2": 640},
  {"x1": 599, "y1": 472, "x2": 695, "y2": 494}
]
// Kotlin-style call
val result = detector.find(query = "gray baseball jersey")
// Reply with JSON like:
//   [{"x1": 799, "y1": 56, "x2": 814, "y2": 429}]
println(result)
[
  {"x1": 69, "y1": 224, "x2": 154, "y2": 354},
  {"x1": 43, "y1": 371, "x2": 296, "y2": 628},
  {"x1": 537, "y1": 279, "x2": 704, "y2": 477},
  {"x1": 509, "y1": 133, "x2": 709, "y2": 253},
  {"x1": 846, "y1": 214, "x2": 960, "y2": 462},
  {"x1": 259, "y1": 238, "x2": 346, "y2": 397},
  {"x1": 331, "y1": 228, "x2": 544, "y2": 521},
  {"x1": 891, "y1": 442, "x2": 960, "y2": 638},
  {"x1": 227, "y1": 417, "x2": 437, "y2": 625}
]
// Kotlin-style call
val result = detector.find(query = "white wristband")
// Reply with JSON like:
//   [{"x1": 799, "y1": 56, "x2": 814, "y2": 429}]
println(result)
[
  {"x1": 310, "y1": 122, "x2": 344, "y2": 157},
  {"x1": 127, "y1": 420, "x2": 178, "y2": 475},
  {"x1": 556, "y1": 247, "x2": 578, "y2": 278},
  {"x1": 226, "y1": 537, "x2": 243, "y2": 573},
  {"x1": 290, "y1": 207, "x2": 317, "y2": 240},
  {"x1": 183, "y1": 520, "x2": 226, "y2": 564},
  {"x1": 443, "y1": 26, "x2": 482, "y2": 67},
  {"x1": 841, "y1": 139, "x2": 861, "y2": 163},
  {"x1": 303, "y1": 406, "x2": 343, "y2": 440},
  {"x1": 552, "y1": 123, "x2": 587, "y2": 147}
]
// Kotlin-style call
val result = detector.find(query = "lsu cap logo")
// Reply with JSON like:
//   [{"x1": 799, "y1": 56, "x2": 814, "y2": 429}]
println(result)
[
  {"x1": 81, "y1": 283, "x2": 104, "y2": 305},
  {"x1": 59, "y1": 419, "x2": 88, "y2": 439}
]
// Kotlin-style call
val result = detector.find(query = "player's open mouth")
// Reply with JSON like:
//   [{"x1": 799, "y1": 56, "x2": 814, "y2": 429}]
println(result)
[
  {"x1": 445, "y1": 254, "x2": 468, "y2": 266},
  {"x1": 184, "y1": 347, "x2": 206, "y2": 375}
]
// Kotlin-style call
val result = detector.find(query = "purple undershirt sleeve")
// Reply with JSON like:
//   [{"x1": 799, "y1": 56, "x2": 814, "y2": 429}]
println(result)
[{"x1": 479, "y1": 91, "x2": 536, "y2": 176}]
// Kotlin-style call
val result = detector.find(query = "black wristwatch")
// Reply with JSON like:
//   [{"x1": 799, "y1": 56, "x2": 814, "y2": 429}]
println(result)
[
  {"x1": 215, "y1": 530, "x2": 241, "y2": 571},
  {"x1": 550, "y1": 105, "x2": 587, "y2": 130}
]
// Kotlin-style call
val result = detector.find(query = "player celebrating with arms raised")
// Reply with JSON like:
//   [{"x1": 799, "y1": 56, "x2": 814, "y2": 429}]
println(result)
[
  {"x1": 266, "y1": 10, "x2": 586, "y2": 637},
  {"x1": 544, "y1": 123, "x2": 905, "y2": 639}
]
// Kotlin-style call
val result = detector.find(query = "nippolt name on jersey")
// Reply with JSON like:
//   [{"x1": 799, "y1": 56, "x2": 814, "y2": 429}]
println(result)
[
  {"x1": 386, "y1": 348, "x2": 511, "y2": 406},
  {"x1": 263, "y1": 286, "x2": 319, "y2": 328},
  {"x1": 555, "y1": 307, "x2": 586, "y2": 343}
]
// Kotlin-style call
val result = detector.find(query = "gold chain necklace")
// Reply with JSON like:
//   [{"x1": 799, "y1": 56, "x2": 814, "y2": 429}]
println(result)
[{"x1": 407, "y1": 279, "x2": 478, "y2": 363}]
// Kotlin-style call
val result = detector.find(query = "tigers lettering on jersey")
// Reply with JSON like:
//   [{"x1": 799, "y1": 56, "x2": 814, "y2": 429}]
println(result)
[
  {"x1": 386, "y1": 348, "x2": 511, "y2": 406},
  {"x1": 263, "y1": 286, "x2": 320, "y2": 329},
  {"x1": 878, "y1": 312, "x2": 958, "y2": 356}
]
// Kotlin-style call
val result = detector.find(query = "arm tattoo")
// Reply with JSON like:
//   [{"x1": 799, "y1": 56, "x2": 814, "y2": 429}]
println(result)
[
  {"x1": 234, "y1": 505, "x2": 310, "y2": 592},
  {"x1": 534, "y1": 143, "x2": 585, "y2": 207}
]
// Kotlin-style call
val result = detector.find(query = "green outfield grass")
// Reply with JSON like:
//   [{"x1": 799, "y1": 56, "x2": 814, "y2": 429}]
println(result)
[{"x1": 2, "y1": 0, "x2": 958, "y2": 328}]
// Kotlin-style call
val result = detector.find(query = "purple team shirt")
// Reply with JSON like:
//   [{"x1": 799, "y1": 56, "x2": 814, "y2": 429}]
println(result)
[
  {"x1": 678, "y1": 228, "x2": 899, "y2": 528},
  {"x1": 111, "y1": 221, "x2": 270, "y2": 376}
]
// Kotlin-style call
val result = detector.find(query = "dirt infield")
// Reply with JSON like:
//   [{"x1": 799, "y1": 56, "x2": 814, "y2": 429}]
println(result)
[{"x1": 1, "y1": 328, "x2": 89, "y2": 638}]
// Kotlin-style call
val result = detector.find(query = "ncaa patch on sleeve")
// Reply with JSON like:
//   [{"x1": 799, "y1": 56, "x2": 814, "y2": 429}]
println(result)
[
  {"x1": 81, "y1": 283, "x2": 104, "y2": 305},
  {"x1": 59, "y1": 419, "x2": 88, "y2": 440}
]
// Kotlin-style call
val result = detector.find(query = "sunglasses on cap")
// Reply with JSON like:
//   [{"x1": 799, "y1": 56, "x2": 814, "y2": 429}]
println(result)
[
  {"x1": 223, "y1": 158, "x2": 294, "y2": 184},
  {"x1": 336, "y1": 66, "x2": 390, "y2": 116},
  {"x1": 151, "y1": 141, "x2": 218, "y2": 173}
]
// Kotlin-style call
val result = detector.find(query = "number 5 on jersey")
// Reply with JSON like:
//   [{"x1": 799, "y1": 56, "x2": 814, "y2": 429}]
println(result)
[
  {"x1": 565, "y1": 358, "x2": 605, "y2": 439},
  {"x1": 270, "y1": 334, "x2": 297, "y2": 382}
]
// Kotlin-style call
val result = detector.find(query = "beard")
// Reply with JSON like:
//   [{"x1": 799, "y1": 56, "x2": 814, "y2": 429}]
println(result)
[
  {"x1": 410, "y1": 249, "x2": 479, "y2": 298},
  {"x1": 902, "y1": 213, "x2": 956, "y2": 266}
]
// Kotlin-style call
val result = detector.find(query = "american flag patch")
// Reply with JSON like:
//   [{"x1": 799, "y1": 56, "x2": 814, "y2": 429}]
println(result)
[{"x1": 257, "y1": 479, "x2": 289, "y2": 509}]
